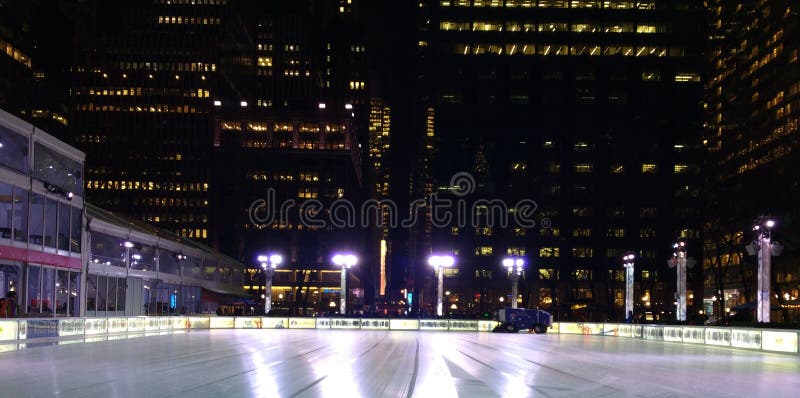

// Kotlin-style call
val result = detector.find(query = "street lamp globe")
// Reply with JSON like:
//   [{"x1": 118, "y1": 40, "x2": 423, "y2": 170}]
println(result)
[{"x1": 269, "y1": 254, "x2": 283, "y2": 268}]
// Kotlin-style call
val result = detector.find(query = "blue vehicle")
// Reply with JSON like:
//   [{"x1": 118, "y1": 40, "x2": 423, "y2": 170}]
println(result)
[{"x1": 492, "y1": 308, "x2": 552, "y2": 334}]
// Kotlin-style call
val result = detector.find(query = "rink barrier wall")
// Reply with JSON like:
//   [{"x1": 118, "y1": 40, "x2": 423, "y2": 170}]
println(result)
[{"x1": 1, "y1": 318, "x2": 798, "y2": 355}]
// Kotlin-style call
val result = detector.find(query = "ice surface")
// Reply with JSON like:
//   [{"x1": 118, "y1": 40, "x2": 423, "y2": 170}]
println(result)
[{"x1": 0, "y1": 329, "x2": 797, "y2": 397}]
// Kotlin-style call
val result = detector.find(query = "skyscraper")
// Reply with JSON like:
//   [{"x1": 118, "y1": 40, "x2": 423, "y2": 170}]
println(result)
[
  {"x1": 210, "y1": 0, "x2": 375, "y2": 314},
  {"x1": 706, "y1": 0, "x2": 799, "y2": 321},
  {"x1": 413, "y1": 0, "x2": 705, "y2": 321},
  {"x1": 71, "y1": 0, "x2": 251, "y2": 242}
]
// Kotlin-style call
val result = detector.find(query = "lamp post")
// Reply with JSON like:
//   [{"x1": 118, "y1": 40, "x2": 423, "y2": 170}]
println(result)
[
  {"x1": 622, "y1": 253, "x2": 636, "y2": 321},
  {"x1": 428, "y1": 255, "x2": 455, "y2": 317},
  {"x1": 502, "y1": 257, "x2": 525, "y2": 309},
  {"x1": 746, "y1": 218, "x2": 783, "y2": 323},
  {"x1": 257, "y1": 254, "x2": 282, "y2": 315},
  {"x1": 669, "y1": 241, "x2": 688, "y2": 321},
  {"x1": 332, "y1": 253, "x2": 357, "y2": 315}
]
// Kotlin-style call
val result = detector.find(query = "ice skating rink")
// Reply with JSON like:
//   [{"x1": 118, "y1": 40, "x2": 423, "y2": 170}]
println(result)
[{"x1": 1, "y1": 329, "x2": 798, "y2": 398}]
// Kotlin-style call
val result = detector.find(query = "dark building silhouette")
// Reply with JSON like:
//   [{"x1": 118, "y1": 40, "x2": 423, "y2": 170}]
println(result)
[
  {"x1": 0, "y1": 0, "x2": 34, "y2": 119},
  {"x1": 705, "y1": 0, "x2": 800, "y2": 322},
  {"x1": 409, "y1": 0, "x2": 706, "y2": 321},
  {"x1": 70, "y1": 0, "x2": 251, "y2": 243},
  {"x1": 210, "y1": 1, "x2": 377, "y2": 314}
]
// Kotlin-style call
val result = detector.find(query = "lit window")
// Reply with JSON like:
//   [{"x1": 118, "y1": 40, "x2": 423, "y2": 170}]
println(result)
[
  {"x1": 257, "y1": 57, "x2": 272, "y2": 67},
  {"x1": 674, "y1": 73, "x2": 701, "y2": 83},
  {"x1": 641, "y1": 72, "x2": 661, "y2": 81},
  {"x1": 574, "y1": 163, "x2": 593, "y2": 173},
  {"x1": 636, "y1": 25, "x2": 657, "y2": 33},
  {"x1": 539, "y1": 247, "x2": 560, "y2": 257},
  {"x1": 674, "y1": 164, "x2": 689, "y2": 174},
  {"x1": 511, "y1": 162, "x2": 527, "y2": 172},
  {"x1": 475, "y1": 246, "x2": 493, "y2": 256},
  {"x1": 571, "y1": 247, "x2": 593, "y2": 258},
  {"x1": 641, "y1": 163, "x2": 657, "y2": 174},
  {"x1": 574, "y1": 142, "x2": 590, "y2": 151}
]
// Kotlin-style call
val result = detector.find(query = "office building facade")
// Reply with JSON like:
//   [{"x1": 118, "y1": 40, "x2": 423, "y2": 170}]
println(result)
[
  {"x1": 705, "y1": 0, "x2": 799, "y2": 321},
  {"x1": 413, "y1": 0, "x2": 705, "y2": 321}
]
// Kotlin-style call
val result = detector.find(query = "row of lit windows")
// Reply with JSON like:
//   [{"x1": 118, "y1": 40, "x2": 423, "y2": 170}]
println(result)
[
  {"x1": 453, "y1": 43, "x2": 684, "y2": 57},
  {"x1": 568, "y1": 228, "x2": 658, "y2": 238},
  {"x1": 458, "y1": 207, "x2": 697, "y2": 220},
  {"x1": 30, "y1": 109, "x2": 69, "y2": 126},
  {"x1": 537, "y1": 163, "x2": 698, "y2": 174},
  {"x1": 441, "y1": 0, "x2": 655, "y2": 8},
  {"x1": 157, "y1": 16, "x2": 221, "y2": 25},
  {"x1": 179, "y1": 228, "x2": 208, "y2": 239},
  {"x1": 155, "y1": 0, "x2": 227, "y2": 5},
  {"x1": 349, "y1": 81, "x2": 366, "y2": 90},
  {"x1": 726, "y1": 117, "x2": 798, "y2": 167},
  {"x1": 245, "y1": 222, "x2": 321, "y2": 231},
  {"x1": 1, "y1": 38, "x2": 32, "y2": 68},
  {"x1": 745, "y1": 43, "x2": 783, "y2": 78},
  {"x1": 86, "y1": 180, "x2": 209, "y2": 192},
  {"x1": 441, "y1": 21, "x2": 667, "y2": 33},
  {"x1": 113, "y1": 61, "x2": 216, "y2": 73},
  {"x1": 76, "y1": 87, "x2": 209, "y2": 98},
  {"x1": 140, "y1": 214, "x2": 208, "y2": 224},
  {"x1": 736, "y1": 141, "x2": 795, "y2": 176},
  {"x1": 220, "y1": 121, "x2": 348, "y2": 133},
  {"x1": 76, "y1": 103, "x2": 202, "y2": 114},
  {"x1": 541, "y1": 183, "x2": 698, "y2": 195},
  {"x1": 541, "y1": 141, "x2": 691, "y2": 151},
  {"x1": 137, "y1": 197, "x2": 208, "y2": 208},
  {"x1": 246, "y1": 140, "x2": 345, "y2": 151},
  {"x1": 298, "y1": 188, "x2": 345, "y2": 199}
]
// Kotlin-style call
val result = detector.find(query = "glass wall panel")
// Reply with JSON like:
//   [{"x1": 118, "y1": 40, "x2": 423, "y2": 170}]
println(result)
[
  {"x1": 142, "y1": 279, "x2": 153, "y2": 315},
  {"x1": 116, "y1": 277, "x2": 126, "y2": 312},
  {"x1": 106, "y1": 276, "x2": 118, "y2": 312},
  {"x1": 44, "y1": 197, "x2": 57, "y2": 248},
  {"x1": 186, "y1": 256, "x2": 202, "y2": 279},
  {"x1": 0, "y1": 262, "x2": 21, "y2": 299},
  {"x1": 130, "y1": 244, "x2": 155, "y2": 271},
  {"x1": 180, "y1": 285, "x2": 201, "y2": 315},
  {"x1": 159, "y1": 249, "x2": 180, "y2": 275},
  {"x1": 0, "y1": 124, "x2": 29, "y2": 174},
  {"x1": 56, "y1": 269, "x2": 69, "y2": 316},
  {"x1": 86, "y1": 274, "x2": 97, "y2": 312},
  {"x1": 89, "y1": 232, "x2": 125, "y2": 267},
  {"x1": 42, "y1": 267, "x2": 55, "y2": 314},
  {"x1": 203, "y1": 258, "x2": 218, "y2": 281},
  {"x1": 12, "y1": 186, "x2": 27, "y2": 242},
  {"x1": 96, "y1": 275, "x2": 108, "y2": 314},
  {"x1": 0, "y1": 182, "x2": 11, "y2": 239},
  {"x1": 33, "y1": 143, "x2": 83, "y2": 197},
  {"x1": 70, "y1": 206, "x2": 81, "y2": 252},
  {"x1": 26, "y1": 265, "x2": 41, "y2": 313},
  {"x1": 29, "y1": 194, "x2": 44, "y2": 245},
  {"x1": 58, "y1": 202, "x2": 70, "y2": 251},
  {"x1": 69, "y1": 271, "x2": 79, "y2": 316}
]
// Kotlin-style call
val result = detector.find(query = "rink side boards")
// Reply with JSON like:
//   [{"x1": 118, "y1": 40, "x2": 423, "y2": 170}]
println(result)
[{"x1": 0, "y1": 319, "x2": 798, "y2": 355}]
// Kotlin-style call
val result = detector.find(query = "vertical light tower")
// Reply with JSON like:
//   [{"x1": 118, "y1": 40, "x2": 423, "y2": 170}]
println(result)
[
  {"x1": 257, "y1": 254, "x2": 282, "y2": 315},
  {"x1": 332, "y1": 253, "x2": 358, "y2": 315},
  {"x1": 428, "y1": 255, "x2": 455, "y2": 317},
  {"x1": 502, "y1": 257, "x2": 525, "y2": 309},
  {"x1": 747, "y1": 218, "x2": 782, "y2": 323},
  {"x1": 670, "y1": 241, "x2": 688, "y2": 321},
  {"x1": 622, "y1": 253, "x2": 636, "y2": 320}
]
